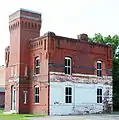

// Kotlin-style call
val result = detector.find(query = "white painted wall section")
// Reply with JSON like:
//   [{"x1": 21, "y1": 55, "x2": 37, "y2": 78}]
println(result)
[{"x1": 49, "y1": 74, "x2": 112, "y2": 115}]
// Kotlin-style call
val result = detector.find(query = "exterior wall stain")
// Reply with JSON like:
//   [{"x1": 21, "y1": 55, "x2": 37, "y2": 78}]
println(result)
[
  {"x1": 50, "y1": 73, "x2": 112, "y2": 85},
  {"x1": 49, "y1": 78, "x2": 112, "y2": 115}
]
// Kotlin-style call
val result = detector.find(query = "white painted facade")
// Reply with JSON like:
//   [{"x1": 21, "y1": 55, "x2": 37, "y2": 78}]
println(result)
[{"x1": 49, "y1": 72, "x2": 112, "y2": 115}]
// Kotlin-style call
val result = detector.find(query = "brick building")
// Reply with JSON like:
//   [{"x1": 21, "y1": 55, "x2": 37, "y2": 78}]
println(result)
[
  {"x1": 0, "y1": 65, "x2": 5, "y2": 109},
  {"x1": 5, "y1": 9, "x2": 113, "y2": 115}
]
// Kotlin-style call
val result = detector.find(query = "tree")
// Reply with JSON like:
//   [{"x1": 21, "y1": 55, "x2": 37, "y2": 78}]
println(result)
[{"x1": 89, "y1": 33, "x2": 119, "y2": 111}]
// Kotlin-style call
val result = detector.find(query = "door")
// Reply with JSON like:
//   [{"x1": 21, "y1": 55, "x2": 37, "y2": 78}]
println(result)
[{"x1": 11, "y1": 86, "x2": 16, "y2": 110}]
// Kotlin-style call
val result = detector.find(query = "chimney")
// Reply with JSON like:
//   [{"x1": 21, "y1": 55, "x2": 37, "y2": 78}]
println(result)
[{"x1": 77, "y1": 33, "x2": 88, "y2": 42}]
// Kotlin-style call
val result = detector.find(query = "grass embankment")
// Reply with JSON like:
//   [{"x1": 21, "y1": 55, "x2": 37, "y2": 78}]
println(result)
[{"x1": 0, "y1": 110, "x2": 45, "y2": 120}]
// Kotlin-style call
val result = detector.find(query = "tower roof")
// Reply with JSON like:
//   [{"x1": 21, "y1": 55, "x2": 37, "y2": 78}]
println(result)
[{"x1": 9, "y1": 8, "x2": 41, "y2": 22}]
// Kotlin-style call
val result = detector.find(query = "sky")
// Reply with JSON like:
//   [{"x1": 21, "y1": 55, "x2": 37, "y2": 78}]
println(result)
[{"x1": 0, "y1": 0, "x2": 119, "y2": 65}]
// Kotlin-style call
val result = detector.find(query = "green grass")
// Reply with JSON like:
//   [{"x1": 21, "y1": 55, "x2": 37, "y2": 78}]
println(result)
[{"x1": 0, "y1": 110, "x2": 45, "y2": 120}]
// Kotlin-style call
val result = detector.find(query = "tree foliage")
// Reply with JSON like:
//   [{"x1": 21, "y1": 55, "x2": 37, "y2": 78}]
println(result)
[{"x1": 89, "y1": 33, "x2": 119, "y2": 111}]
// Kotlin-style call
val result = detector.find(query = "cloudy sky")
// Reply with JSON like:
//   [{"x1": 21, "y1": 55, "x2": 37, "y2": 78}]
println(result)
[{"x1": 0, "y1": 0, "x2": 119, "y2": 65}]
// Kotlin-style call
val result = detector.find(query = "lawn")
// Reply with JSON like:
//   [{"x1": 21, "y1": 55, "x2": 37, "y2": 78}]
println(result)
[{"x1": 0, "y1": 110, "x2": 45, "y2": 120}]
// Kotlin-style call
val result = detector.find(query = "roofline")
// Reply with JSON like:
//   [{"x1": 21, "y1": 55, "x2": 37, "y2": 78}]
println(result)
[{"x1": 20, "y1": 8, "x2": 41, "y2": 15}]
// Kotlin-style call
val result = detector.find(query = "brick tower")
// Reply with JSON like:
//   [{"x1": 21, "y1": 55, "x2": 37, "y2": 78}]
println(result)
[{"x1": 5, "y1": 9, "x2": 41, "y2": 113}]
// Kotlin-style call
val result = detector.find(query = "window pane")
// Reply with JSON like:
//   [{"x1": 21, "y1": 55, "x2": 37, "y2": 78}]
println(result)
[
  {"x1": 69, "y1": 96, "x2": 72, "y2": 103},
  {"x1": 99, "y1": 89, "x2": 102, "y2": 95},
  {"x1": 65, "y1": 87, "x2": 68, "y2": 95},
  {"x1": 35, "y1": 88, "x2": 37, "y2": 94},
  {"x1": 97, "y1": 96, "x2": 99, "y2": 103},
  {"x1": 37, "y1": 96, "x2": 39, "y2": 103},
  {"x1": 36, "y1": 59, "x2": 39, "y2": 66},
  {"x1": 97, "y1": 89, "x2": 102, "y2": 95},
  {"x1": 69, "y1": 88, "x2": 72, "y2": 95},
  {"x1": 97, "y1": 62, "x2": 101, "y2": 69},
  {"x1": 36, "y1": 87, "x2": 39, "y2": 94},
  {"x1": 65, "y1": 96, "x2": 68, "y2": 103},
  {"x1": 68, "y1": 59, "x2": 70, "y2": 66},
  {"x1": 36, "y1": 68, "x2": 39, "y2": 74},
  {"x1": 65, "y1": 59, "x2": 67, "y2": 66},
  {"x1": 97, "y1": 89, "x2": 99, "y2": 95},
  {"x1": 97, "y1": 70, "x2": 102, "y2": 77},
  {"x1": 100, "y1": 96, "x2": 102, "y2": 103},
  {"x1": 65, "y1": 67, "x2": 67, "y2": 74},
  {"x1": 68, "y1": 67, "x2": 70, "y2": 74},
  {"x1": 35, "y1": 87, "x2": 37, "y2": 94},
  {"x1": 35, "y1": 96, "x2": 39, "y2": 103}
]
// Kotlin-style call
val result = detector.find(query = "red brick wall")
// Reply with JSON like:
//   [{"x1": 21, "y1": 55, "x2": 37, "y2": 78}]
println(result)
[
  {"x1": 5, "y1": 9, "x2": 42, "y2": 113},
  {"x1": 28, "y1": 36, "x2": 49, "y2": 114},
  {"x1": 48, "y1": 35, "x2": 112, "y2": 76}
]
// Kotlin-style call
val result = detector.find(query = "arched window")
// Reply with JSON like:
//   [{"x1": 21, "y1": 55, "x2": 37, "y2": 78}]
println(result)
[
  {"x1": 34, "y1": 85, "x2": 39, "y2": 103},
  {"x1": 65, "y1": 57, "x2": 72, "y2": 75},
  {"x1": 34, "y1": 56, "x2": 40, "y2": 74},
  {"x1": 97, "y1": 61, "x2": 102, "y2": 77}
]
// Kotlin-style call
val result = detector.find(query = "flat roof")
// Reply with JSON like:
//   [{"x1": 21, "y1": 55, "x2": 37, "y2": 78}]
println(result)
[{"x1": 20, "y1": 8, "x2": 41, "y2": 15}]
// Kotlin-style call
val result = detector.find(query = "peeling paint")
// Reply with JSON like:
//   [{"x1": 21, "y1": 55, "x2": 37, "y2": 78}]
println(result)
[{"x1": 50, "y1": 72, "x2": 112, "y2": 115}]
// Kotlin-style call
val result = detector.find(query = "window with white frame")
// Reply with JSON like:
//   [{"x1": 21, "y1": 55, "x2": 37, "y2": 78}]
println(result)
[
  {"x1": 97, "y1": 88, "x2": 102, "y2": 103},
  {"x1": 35, "y1": 56, "x2": 40, "y2": 74},
  {"x1": 34, "y1": 86, "x2": 39, "y2": 103},
  {"x1": 97, "y1": 61, "x2": 102, "y2": 77},
  {"x1": 65, "y1": 87, "x2": 72, "y2": 103},
  {"x1": 65, "y1": 57, "x2": 71, "y2": 75}
]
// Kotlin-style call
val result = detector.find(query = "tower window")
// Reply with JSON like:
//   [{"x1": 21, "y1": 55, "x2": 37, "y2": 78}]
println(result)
[
  {"x1": 35, "y1": 56, "x2": 40, "y2": 74},
  {"x1": 65, "y1": 57, "x2": 71, "y2": 75}
]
